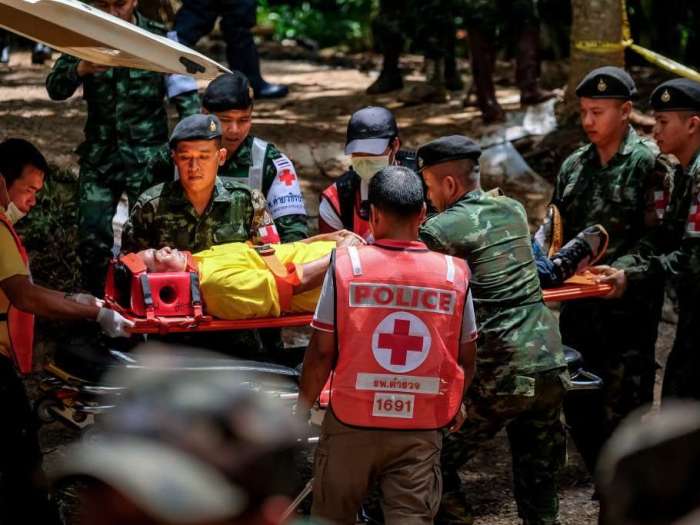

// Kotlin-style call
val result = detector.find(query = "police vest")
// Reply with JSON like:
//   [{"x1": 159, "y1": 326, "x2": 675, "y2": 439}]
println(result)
[
  {"x1": 331, "y1": 240, "x2": 468, "y2": 430},
  {"x1": 320, "y1": 173, "x2": 372, "y2": 240},
  {"x1": 0, "y1": 213, "x2": 34, "y2": 375}
]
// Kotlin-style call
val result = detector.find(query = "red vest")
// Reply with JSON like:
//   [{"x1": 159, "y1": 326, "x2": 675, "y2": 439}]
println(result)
[
  {"x1": 320, "y1": 183, "x2": 372, "y2": 240},
  {"x1": 331, "y1": 240, "x2": 468, "y2": 430},
  {"x1": 0, "y1": 213, "x2": 34, "y2": 375}
]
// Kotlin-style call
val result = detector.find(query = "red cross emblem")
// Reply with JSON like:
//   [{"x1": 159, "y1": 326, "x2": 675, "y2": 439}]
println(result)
[
  {"x1": 378, "y1": 319, "x2": 424, "y2": 366},
  {"x1": 372, "y1": 312, "x2": 431, "y2": 373},
  {"x1": 279, "y1": 170, "x2": 296, "y2": 186}
]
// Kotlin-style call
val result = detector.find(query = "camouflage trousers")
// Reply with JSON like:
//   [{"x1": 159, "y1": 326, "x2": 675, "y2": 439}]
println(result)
[
  {"x1": 560, "y1": 283, "x2": 663, "y2": 475},
  {"x1": 442, "y1": 367, "x2": 569, "y2": 525},
  {"x1": 662, "y1": 287, "x2": 700, "y2": 400},
  {"x1": 372, "y1": 0, "x2": 457, "y2": 60},
  {"x1": 77, "y1": 146, "x2": 167, "y2": 295}
]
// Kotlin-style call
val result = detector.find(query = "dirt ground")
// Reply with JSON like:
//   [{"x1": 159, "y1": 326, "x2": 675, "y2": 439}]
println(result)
[{"x1": 0, "y1": 49, "x2": 678, "y2": 525}]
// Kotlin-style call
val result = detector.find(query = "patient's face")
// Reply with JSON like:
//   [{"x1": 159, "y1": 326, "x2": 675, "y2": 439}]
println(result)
[{"x1": 138, "y1": 248, "x2": 187, "y2": 273}]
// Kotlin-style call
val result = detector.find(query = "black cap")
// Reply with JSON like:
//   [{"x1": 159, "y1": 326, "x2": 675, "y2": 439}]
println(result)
[
  {"x1": 202, "y1": 72, "x2": 254, "y2": 112},
  {"x1": 170, "y1": 114, "x2": 222, "y2": 147},
  {"x1": 575, "y1": 66, "x2": 637, "y2": 100},
  {"x1": 345, "y1": 106, "x2": 398, "y2": 155},
  {"x1": 416, "y1": 135, "x2": 482, "y2": 170},
  {"x1": 650, "y1": 78, "x2": 700, "y2": 112}
]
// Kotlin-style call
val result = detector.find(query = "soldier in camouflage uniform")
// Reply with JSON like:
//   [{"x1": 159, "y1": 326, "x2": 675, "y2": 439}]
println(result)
[
  {"x1": 122, "y1": 114, "x2": 275, "y2": 254},
  {"x1": 596, "y1": 78, "x2": 700, "y2": 401},
  {"x1": 151, "y1": 72, "x2": 308, "y2": 243},
  {"x1": 550, "y1": 67, "x2": 673, "y2": 475},
  {"x1": 46, "y1": 0, "x2": 201, "y2": 296},
  {"x1": 367, "y1": 0, "x2": 462, "y2": 98},
  {"x1": 417, "y1": 136, "x2": 568, "y2": 525}
]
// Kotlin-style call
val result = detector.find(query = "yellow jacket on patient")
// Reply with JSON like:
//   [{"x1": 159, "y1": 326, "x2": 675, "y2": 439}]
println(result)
[{"x1": 194, "y1": 241, "x2": 336, "y2": 320}]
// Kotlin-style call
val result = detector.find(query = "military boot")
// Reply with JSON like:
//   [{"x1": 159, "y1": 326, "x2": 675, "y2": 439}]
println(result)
[
  {"x1": 398, "y1": 58, "x2": 447, "y2": 105},
  {"x1": 551, "y1": 224, "x2": 609, "y2": 281},
  {"x1": 467, "y1": 28, "x2": 505, "y2": 123},
  {"x1": 366, "y1": 67, "x2": 403, "y2": 94},
  {"x1": 516, "y1": 26, "x2": 556, "y2": 106}
]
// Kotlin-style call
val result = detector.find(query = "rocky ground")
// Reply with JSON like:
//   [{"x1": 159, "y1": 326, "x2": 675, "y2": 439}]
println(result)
[{"x1": 0, "y1": 47, "x2": 677, "y2": 525}]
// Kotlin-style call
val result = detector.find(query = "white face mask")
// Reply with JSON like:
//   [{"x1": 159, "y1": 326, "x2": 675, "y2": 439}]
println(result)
[
  {"x1": 351, "y1": 155, "x2": 390, "y2": 182},
  {"x1": 4, "y1": 202, "x2": 26, "y2": 224}
]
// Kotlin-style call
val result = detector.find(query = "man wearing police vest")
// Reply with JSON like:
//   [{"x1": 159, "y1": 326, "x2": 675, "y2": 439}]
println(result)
[
  {"x1": 299, "y1": 165, "x2": 478, "y2": 525},
  {"x1": 0, "y1": 139, "x2": 132, "y2": 523}
]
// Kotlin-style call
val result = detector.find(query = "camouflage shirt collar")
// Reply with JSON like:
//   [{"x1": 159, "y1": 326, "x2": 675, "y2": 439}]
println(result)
[
  {"x1": 170, "y1": 177, "x2": 230, "y2": 212},
  {"x1": 223, "y1": 135, "x2": 254, "y2": 170},
  {"x1": 582, "y1": 125, "x2": 638, "y2": 164}
]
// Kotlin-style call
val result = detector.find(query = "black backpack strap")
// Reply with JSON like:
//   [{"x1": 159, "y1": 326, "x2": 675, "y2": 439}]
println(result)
[{"x1": 335, "y1": 170, "x2": 360, "y2": 230}]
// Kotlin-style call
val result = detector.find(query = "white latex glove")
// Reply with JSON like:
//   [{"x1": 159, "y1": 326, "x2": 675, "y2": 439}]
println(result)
[
  {"x1": 97, "y1": 308, "x2": 134, "y2": 338},
  {"x1": 66, "y1": 293, "x2": 105, "y2": 307}
]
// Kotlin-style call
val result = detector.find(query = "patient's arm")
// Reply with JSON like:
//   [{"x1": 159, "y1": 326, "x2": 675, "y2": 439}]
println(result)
[
  {"x1": 293, "y1": 254, "x2": 332, "y2": 295},
  {"x1": 300, "y1": 229, "x2": 366, "y2": 246}
]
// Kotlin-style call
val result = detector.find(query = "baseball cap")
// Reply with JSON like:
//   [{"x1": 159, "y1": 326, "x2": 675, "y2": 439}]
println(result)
[{"x1": 345, "y1": 106, "x2": 399, "y2": 155}]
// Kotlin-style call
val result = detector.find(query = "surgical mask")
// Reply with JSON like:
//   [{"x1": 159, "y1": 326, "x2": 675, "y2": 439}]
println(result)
[
  {"x1": 3, "y1": 202, "x2": 26, "y2": 224},
  {"x1": 351, "y1": 155, "x2": 390, "y2": 182}
]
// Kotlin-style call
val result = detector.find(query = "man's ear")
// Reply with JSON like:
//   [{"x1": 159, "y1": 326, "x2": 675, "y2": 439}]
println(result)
[
  {"x1": 218, "y1": 147, "x2": 227, "y2": 166},
  {"x1": 620, "y1": 101, "x2": 633, "y2": 120},
  {"x1": 687, "y1": 114, "x2": 700, "y2": 136}
]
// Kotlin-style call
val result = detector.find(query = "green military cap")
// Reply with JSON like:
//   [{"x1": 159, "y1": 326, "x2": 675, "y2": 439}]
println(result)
[
  {"x1": 202, "y1": 71, "x2": 254, "y2": 112},
  {"x1": 575, "y1": 66, "x2": 637, "y2": 100},
  {"x1": 650, "y1": 78, "x2": 700, "y2": 112},
  {"x1": 416, "y1": 135, "x2": 482, "y2": 170},
  {"x1": 169, "y1": 114, "x2": 222, "y2": 147}
]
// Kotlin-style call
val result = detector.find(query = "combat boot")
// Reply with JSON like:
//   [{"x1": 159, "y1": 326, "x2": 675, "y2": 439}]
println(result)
[
  {"x1": 31, "y1": 42, "x2": 51, "y2": 65},
  {"x1": 516, "y1": 26, "x2": 555, "y2": 106},
  {"x1": 366, "y1": 68, "x2": 403, "y2": 94},
  {"x1": 551, "y1": 224, "x2": 609, "y2": 281},
  {"x1": 467, "y1": 28, "x2": 505, "y2": 123},
  {"x1": 398, "y1": 58, "x2": 447, "y2": 105}
]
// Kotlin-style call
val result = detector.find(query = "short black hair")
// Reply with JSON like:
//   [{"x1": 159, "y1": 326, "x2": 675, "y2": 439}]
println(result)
[
  {"x1": 368, "y1": 165, "x2": 424, "y2": 217},
  {"x1": 0, "y1": 139, "x2": 49, "y2": 187}
]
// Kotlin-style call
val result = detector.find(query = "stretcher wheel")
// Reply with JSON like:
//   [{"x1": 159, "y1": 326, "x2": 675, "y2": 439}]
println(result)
[{"x1": 34, "y1": 398, "x2": 59, "y2": 423}]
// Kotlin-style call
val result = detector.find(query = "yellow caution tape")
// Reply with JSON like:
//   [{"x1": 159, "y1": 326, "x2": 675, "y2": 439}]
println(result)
[{"x1": 573, "y1": 0, "x2": 700, "y2": 83}]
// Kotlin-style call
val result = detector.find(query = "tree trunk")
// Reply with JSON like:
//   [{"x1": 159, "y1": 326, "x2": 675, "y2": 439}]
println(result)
[{"x1": 563, "y1": 0, "x2": 625, "y2": 118}]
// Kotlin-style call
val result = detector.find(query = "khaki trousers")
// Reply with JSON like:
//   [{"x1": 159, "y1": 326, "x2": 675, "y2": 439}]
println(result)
[{"x1": 311, "y1": 409, "x2": 442, "y2": 525}]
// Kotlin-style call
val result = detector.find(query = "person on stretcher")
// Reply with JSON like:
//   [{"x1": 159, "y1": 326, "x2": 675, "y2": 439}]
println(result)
[{"x1": 135, "y1": 230, "x2": 363, "y2": 320}]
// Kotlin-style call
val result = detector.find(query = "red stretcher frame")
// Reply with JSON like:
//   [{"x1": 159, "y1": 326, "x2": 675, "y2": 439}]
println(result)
[{"x1": 112, "y1": 278, "x2": 612, "y2": 335}]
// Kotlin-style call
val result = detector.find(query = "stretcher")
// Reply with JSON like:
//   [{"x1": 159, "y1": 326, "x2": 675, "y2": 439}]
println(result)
[{"x1": 105, "y1": 265, "x2": 611, "y2": 335}]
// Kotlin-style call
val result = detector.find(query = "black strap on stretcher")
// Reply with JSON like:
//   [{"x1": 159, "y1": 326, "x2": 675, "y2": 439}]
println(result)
[{"x1": 139, "y1": 273, "x2": 156, "y2": 321}]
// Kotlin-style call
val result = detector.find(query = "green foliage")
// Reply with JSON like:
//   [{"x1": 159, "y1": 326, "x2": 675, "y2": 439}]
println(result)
[
  {"x1": 258, "y1": 0, "x2": 376, "y2": 50},
  {"x1": 15, "y1": 167, "x2": 81, "y2": 292}
]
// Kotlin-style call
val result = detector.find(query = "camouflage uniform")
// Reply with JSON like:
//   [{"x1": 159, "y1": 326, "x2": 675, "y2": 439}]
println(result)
[
  {"x1": 420, "y1": 189, "x2": 568, "y2": 525},
  {"x1": 121, "y1": 177, "x2": 274, "y2": 253},
  {"x1": 552, "y1": 126, "x2": 671, "y2": 474},
  {"x1": 613, "y1": 149, "x2": 700, "y2": 400},
  {"x1": 151, "y1": 135, "x2": 308, "y2": 243},
  {"x1": 45, "y1": 11, "x2": 201, "y2": 295}
]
